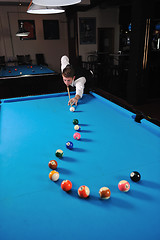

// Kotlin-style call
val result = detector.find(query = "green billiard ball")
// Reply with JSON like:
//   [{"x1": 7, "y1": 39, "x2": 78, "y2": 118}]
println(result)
[
  {"x1": 73, "y1": 119, "x2": 79, "y2": 125},
  {"x1": 55, "y1": 149, "x2": 63, "y2": 158}
]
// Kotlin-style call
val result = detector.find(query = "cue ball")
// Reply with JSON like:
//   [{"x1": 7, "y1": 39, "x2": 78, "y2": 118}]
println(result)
[
  {"x1": 78, "y1": 185, "x2": 90, "y2": 198},
  {"x1": 20, "y1": 72, "x2": 22, "y2": 74},
  {"x1": 49, "y1": 170, "x2": 59, "y2": 181},
  {"x1": 130, "y1": 171, "x2": 141, "y2": 182},
  {"x1": 70, "y1": 107, "x2": 75, "y2": 112},
  {"x1": 73, "y1": 132, "x2": 81, "y2": 140},
  {"x1": 66, "y1": 141, "x2": 73, "y2": 150},
  {"x1": 118, "y1": 180, "x2": 130, "y2": 192},
  {"x1": 99, "y1": 187, "x2": 111, "y2": 199},
  {"x1": 61, "y1": 180, "x2": 72, "y2": 192},
  {"x1": 48, "y1": 160, "x2": 58, "y2": 170}
]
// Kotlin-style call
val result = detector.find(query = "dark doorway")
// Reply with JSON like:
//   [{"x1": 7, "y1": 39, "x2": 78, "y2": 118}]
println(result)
[{"x1": 98, "y1": 28, "x2": 114, "y2": 53}]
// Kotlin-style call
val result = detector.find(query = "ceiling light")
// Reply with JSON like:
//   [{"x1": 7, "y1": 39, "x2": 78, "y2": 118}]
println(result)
[
  {"x1": 32, "y1": 0, "x2": 81, "y2": 7},
  {"x1": 27, "y1": 2, "x2": 65, "y2": 14}
]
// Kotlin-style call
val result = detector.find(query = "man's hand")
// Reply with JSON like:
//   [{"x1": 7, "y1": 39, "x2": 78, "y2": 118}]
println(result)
[{"x1": 68, "y1": 95, "x2": 80, "y2": 106}]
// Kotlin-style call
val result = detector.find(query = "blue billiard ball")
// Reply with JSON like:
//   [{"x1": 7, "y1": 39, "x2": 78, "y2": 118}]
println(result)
[{"x1": 66, "y1": 141, "x2": 73, "y2": 150}]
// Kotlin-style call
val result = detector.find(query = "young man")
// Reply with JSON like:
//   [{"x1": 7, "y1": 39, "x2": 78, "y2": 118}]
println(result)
[{"x1": 61, "y1": 55, "x2": 86, "y2": 106}]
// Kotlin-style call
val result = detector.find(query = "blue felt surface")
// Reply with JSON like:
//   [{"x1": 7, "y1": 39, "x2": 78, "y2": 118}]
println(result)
[{"x1": 0, "y1": 92, "x2": 160, "y2": 240}]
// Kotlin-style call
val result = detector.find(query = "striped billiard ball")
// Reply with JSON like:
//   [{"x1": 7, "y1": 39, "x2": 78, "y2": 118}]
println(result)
[{"x1": 118, "y1": 180, "x2": 130, "y2": 192}]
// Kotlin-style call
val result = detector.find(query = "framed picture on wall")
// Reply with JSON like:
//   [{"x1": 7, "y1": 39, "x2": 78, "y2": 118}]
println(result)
[
  {"x1": 43, "y1": 20, "x2": 59, "y2": 40},
  {"x1": 79, "y1": 18, "x2": 96, "y2": 44},
  {"x1": 18, "y1": 20, "x2": 36, "y2": 40}
]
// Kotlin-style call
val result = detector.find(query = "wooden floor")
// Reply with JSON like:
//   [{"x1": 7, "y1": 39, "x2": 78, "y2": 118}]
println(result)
[
  {"x1": 133, "y1": 98, "x2": 160, "y2": 121},
  {"x1": 95, "y1": 88, "x2": 160, "y2": 123}
]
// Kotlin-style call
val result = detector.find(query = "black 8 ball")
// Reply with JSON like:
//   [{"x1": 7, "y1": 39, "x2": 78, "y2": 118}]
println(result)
[{"x1": 130, "y1": 171, "x2": 141, "y2": 182}]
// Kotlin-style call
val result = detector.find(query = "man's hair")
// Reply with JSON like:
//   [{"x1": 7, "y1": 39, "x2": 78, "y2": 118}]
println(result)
[{"x1": 62, "y1": 65, "x2": 75, "y2": 78}]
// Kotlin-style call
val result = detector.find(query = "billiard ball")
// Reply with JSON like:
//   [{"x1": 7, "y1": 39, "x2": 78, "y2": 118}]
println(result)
[
  {"x1": 73, "y1": 119, "x2": 79, "y2": 125},
  {"x1": 70, "y1": 106, "x2": 75, "y2": 112},
  {"x1": 66, "y1": 141, "x2": 73, "y2": 150},
  {"x1": 130, "y1": 171, "x2": 141, "y2": 182},
  {"x1": 40, "y1": 67, "x2": 43, "y2": 70},
  {"x1": 118, "y1": 180, "x2": 130, "y2": 192},
  {"x1": 9, "y1": 70, "x2": 11, "y2": 73},
  {"x1": 61, "y1": 180, "x2": 72, "y2": 192},
  {"x1": 73, "y1": 132, "x2": 81, "y2": 140},
  {"x1": 32, "y1": 70, "x2": 35, "y2": 72},
  {"x1": 48, "y1": 160, "x2": 58, "y2": 170},
  {"x1": 49, "y1": 170, "x2": 59, "y2": 181},
  {"x1": 99, "y1": 187, "x2": 111, "y2": 199},
  {"x1": 20, "y1": 72, "x2": 22, "y2": 75},
  {"x1": 55, "y1": 149, "x2": 63, "y2": 158},
  {"x1": 78, "y1": 185, "x2": 90, "y2": 198},
  {"x1": 15, "y1": 68, "x2": 17, "y2": 71},
  {"x1": 30, "y1": 66, "x2": 32, "y2": 68},
  {"x1": 74, "y1": 125, "x2": 81, "y2": 131}
]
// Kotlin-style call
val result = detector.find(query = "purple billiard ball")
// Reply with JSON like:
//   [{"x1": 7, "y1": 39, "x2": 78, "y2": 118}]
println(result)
[{"x1": 66, "y1": 141, "x2": 73, "y2": 150}]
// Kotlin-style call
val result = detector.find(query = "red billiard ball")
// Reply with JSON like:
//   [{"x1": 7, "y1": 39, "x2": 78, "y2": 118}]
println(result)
[
  {"x1": 78, "y1": 185, "x2": 90, "y2": 198},
  {"x1": 9, "y1": 70, "x2": 11, "y2": 73},
  {"x1": 48, "y1": 160, "x2": 57, "y2": 170},
  {"x1": 15, "y1": 68, "x2": 17, "y2": 71},
  {"x1": 99, "y1": 187, "x2": 111, "y2": 199},
  {"x1": 30, "y1": 66, "x2": 32, "y2": 68},
  {"x1": 61, "y1": 180, "x2": 72, "y2": 192},
  {"x1": 73, "y1": 132, "x2": 81, "y2": 140},
  {"x1": 49, "y1": 170, "x2": 59, "y2": 182},
  {"x1": 118, "y1": 180, "x2": 130, "y2": 192}
]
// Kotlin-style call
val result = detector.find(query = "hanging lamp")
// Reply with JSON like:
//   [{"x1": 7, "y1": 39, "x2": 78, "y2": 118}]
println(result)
[
  {"x1": 27, "y1": 2, "x2": 65, "y2": 14},
  {"x1": 32, "y1": 0, "x2": 81, "y2": 7}
]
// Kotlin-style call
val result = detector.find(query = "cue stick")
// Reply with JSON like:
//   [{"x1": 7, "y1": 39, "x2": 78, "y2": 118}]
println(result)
[
  {"x1": 67, "y1": 86, "x2": 71, "y2": 100},
  {"x1": 143, "y1": 19, "x2": 148, "y2": 69},
  {"x1": 145, "y1": 18, "x2": 150, "y2": 69},
  {"x1": 67, "y1": 86, "x2": 74, "y2": 107}
]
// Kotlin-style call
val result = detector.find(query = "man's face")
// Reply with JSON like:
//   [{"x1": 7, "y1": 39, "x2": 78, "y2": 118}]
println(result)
[{"x1": 63, "y1": 76, "x2": 75, "y2": 87}]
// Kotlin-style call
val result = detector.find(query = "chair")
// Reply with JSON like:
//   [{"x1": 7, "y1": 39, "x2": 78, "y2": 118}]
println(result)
[
  {"x1": 0, "y1": 56, "x2": 6, "y2": 68},
  {"x1": 17, "y1": 55, "x2": 25, "y2": 65},
  {"x1": 25, "y1": 55, "x2": 32, "y2": 65},
  {"x1": 36, "y1": 54, "x2": 48, "y2": 66}
]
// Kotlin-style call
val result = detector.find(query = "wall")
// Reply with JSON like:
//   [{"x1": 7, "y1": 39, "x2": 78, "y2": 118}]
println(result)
[
  {"x1": 0, "y1": 4, "x2": 120, "y2": 71},
  {"x1": 78, "y1": 6, "x2": 120, "y2": 61},
  {"x1": 0, "y1": 5, "x2": 68, "y2": 72}
]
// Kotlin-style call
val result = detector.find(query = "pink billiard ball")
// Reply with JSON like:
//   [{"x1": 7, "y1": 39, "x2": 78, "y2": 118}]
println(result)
[
  {"x1": 78, "y1": 185, "x2": 90, "y2": 198},
  {"x1": 118, "y1": 180, "x2": 130, "y2": 192},
  {"x1": 48, "y1": 160, "x2": 58, "y2": 170},
  {"x1": 73, "y1": 132, "x2": 81, "y2": 140},
  {"x1": 61, "y1": 180, "x2": 72, "y2": 192}
]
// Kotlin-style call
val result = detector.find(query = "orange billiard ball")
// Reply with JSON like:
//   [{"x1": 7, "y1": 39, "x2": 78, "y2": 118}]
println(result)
[
  {"x1": 61, "y1": 180, "x2": 72, "y2": 192},
  {"x1": 99, "y1": 187, "x2": 111, "y2": 199},
  {"x1": 78, "y1": 185, "x2": 90, "y2": 198},
  {"x1": 118, "y1": 180, "x2": 130, "y2": 192},
  {"x1": 49, "y1": 170, "x2": 59, "y2": 182},
  {"x1": 48, "y1": 160, "x2": 57, "y2": 170}
]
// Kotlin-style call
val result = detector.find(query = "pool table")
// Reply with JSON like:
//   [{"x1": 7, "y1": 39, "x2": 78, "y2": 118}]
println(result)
[
  {"x1": 0, "y1": 65, "x2": 55, "y2": 78},
  {"x1": 0, "y1": 91, "x2": 160, "y2": 240},
  {"x1": 0, "y1": 65, "x2": 59, "y2": 99}
]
